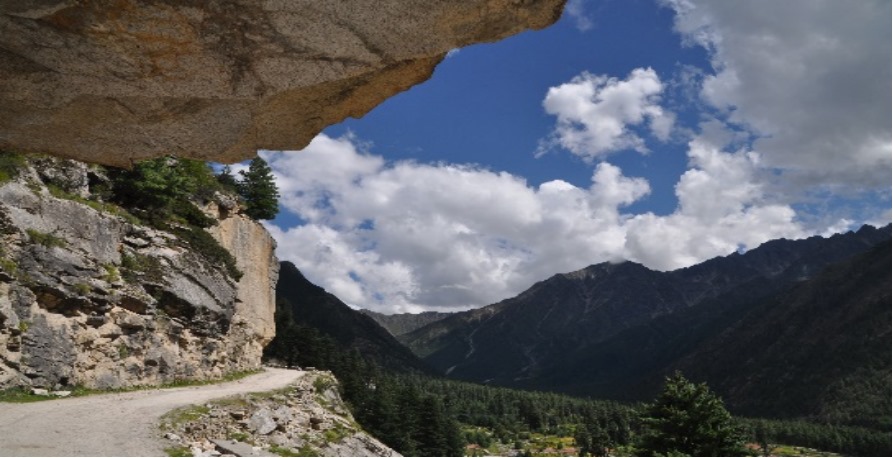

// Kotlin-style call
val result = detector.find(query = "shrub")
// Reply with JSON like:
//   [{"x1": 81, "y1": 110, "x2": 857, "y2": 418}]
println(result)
[
  {"x1": 26, "y1": 228, "x2": 67, "y2": 248},
  {"x1": 0, "y1": 151, "x2": 27, "y2": 184}
]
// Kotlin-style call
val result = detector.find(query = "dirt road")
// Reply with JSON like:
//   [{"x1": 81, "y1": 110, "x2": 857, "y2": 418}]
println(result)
[{"x1": 0, "y1": 367, "x2": 304, "y2": 456}]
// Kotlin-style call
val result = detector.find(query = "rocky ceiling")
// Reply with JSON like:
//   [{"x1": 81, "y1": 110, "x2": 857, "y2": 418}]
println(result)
[{"x1": 0, "y1": 0, "x2": 565, "y2": 167}]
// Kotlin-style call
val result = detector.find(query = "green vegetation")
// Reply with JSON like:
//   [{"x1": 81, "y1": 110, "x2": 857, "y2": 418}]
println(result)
[
  {"x1": 163, "y1": 446, "x2": 193, "y2": 457},
  {"x1": 46, "y1": 183, "x2": 141, "y2": 225},
  {"x1": 237, "y1": 156, "x2": 280, "y2": 220},
  {"x1": 269, "y1": 444, "x2": 320, "y2": 457},
  {"x1": 0, "y1": 151, "x2": 27, "y2": 184},
  {"x1": 25, "y1": 228, "x2": 67, "y2": 248},
  {"x1": 0, "y1": 256, "x2": 17, "y2": 275},
  {"x1": 101, "y1": 263, "x2": 120, "y2": 282},
  {"x1": 74, "y1": 282, "x2": 92, "y2": 296},
  {"x1": 637, "y1": 372, "x2": 746, "y2": 457},
  {"x1": 266, "y1": 301, "x2": 890, "y2": 457},
  {"x1": 120, "y1": 252, "x2": 164, "y2": 283},
  {"x1": 160, "y1": 404, "x2": 212, "y2": 430}
]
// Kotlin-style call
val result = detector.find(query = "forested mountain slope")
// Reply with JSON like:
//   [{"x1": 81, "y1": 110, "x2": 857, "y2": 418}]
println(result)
[
  {"x1": 528, "y1": 240, "x2": 891, "y2": 430},
  {"x1": 264, "y1": 261, "x2": 431, "y2": 373},
  {"x1": 360, "y1": 310, "x2": 453, "y2": 337},
  {"x1": 404, "y1": 225, "x2": 890, "y2": 390}
]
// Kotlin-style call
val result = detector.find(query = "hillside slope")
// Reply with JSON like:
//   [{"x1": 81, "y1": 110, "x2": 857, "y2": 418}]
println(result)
[
  {"x1": 360, "y1": 310, "x2": 454, "y2": 337},
  {"x1": 265, "y1": 261, "x2": 431, "y2": 373},
  {"x1": 404, "y1": 225, "x2": 890, "y2": 388},
  {"x1": 529, "y1": 241, "x2": 891, "y2": 429}
]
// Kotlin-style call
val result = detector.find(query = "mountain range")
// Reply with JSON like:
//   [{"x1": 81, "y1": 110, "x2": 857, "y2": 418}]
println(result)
[
  {"x1": 400, "y1": 224, "x2": 891, "y2": 426},
  {"x1": 360, "y1": 310, "x2": 455, "y2": 337}
]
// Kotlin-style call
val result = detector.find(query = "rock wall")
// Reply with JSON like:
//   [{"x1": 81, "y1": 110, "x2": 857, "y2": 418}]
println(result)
[
  {"x1": 161, "y1": 370, "x2": 400, "y2": 457},
  {"x1": 0, "y1": 158, "x2": 277, "y2": 389},
  {"x1": 0, "y1": 0, "x2": 566, "y2": 166}
]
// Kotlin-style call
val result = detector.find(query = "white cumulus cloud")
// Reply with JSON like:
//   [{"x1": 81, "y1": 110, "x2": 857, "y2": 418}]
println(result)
[
  {"x1": 266, "y1": 133, "x2": 805, "y2": 313},
  {"x1": 662, "y1": 0, "x2": 892, "y2": 191},
  {"x1": 539, "y1": 67, "x2": 675, "y2": 161}
]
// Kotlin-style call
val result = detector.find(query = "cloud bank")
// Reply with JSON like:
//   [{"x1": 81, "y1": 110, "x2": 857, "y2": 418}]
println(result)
[
  {"x1": 266, "y1": 132, "x2": 803, "y2": 313},
  {"x1": 266, "y1": 0, "x2": 889, "y2": 313}
]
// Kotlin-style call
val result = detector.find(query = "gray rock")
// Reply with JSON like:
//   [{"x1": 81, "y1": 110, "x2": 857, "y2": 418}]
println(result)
[
  {"x1": 247, "y1": 408, "x2": 278, "y2": 435},
  {"x1": 210, "y1": 439, "x2": 277, "y2": 457},
  {"x1": 31, "y1": 388, "x2": 48, "y2": 396},
  {"x1": 50, "y1": 390, "x2": 71, "y2": 397}
]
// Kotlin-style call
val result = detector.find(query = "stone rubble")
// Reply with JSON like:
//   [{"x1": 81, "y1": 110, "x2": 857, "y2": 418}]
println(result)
[{"x1": 160, "y1": 371, "x2": 400, "y2": 457}]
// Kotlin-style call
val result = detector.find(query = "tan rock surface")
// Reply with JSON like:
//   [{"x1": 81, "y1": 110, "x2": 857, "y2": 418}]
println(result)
[{"x1": 0, "y1": 0, "x2": 565, "y2": 166}]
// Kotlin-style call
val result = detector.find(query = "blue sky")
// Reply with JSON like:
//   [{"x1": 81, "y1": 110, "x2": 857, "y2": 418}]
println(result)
[{"x1": 261, "y1": 0, "x2": 891, "y2": 313}]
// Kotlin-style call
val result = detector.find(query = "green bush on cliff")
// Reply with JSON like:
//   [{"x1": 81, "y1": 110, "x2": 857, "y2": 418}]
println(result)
[
  {"x1": 107, "y1": 157, "x2": 242, "y2": 280},
  {"x1": 0, "y1": 151, "x2": 27, "y2": 184}
]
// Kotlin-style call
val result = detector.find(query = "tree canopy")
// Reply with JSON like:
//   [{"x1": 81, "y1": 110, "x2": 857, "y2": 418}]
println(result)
[
  {"x1": 238, "y1": 156, "x2": 279, "y2": 220},
  {"x1": 637, "y1": 372, "x2": 746, "y2": 457}
]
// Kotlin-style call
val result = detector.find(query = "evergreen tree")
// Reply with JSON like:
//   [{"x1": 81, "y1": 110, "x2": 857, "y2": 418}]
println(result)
[
  {"x1": 216, "y1": 165, "x2": 239, "y2": 191},
  {"x1": 637, "y1": 372, "x2": 746, "y2": 457},
  {"x1": 238, "y1": 156, "x2": 279, "y2": 220}
]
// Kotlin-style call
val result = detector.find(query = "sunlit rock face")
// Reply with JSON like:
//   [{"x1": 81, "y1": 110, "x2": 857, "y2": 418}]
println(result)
[{"x1": 0, "y1": 0, "x2": 565, "y2": 166}]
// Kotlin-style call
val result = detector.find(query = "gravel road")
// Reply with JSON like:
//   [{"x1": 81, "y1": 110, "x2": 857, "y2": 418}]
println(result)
[{"x1": 0, "y1": 367, "x2": 304, "y2": 456}]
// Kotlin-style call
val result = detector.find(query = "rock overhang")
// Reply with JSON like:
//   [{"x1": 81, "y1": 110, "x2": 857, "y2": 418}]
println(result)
[{"x1": 0, "y1": 0, "x2": 566, "y2": 167}]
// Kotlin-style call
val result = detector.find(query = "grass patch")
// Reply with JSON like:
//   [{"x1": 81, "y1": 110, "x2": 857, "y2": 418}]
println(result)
[
  {"x1": 270, "y1": 444, "x2": 320, "y2": 457},
  {"x1": 0, "y1": 151, "x2": 26, "y2": 185},
  {"x1": 163, "y1": 445, "x2": 193, "y2": 457},
  {"x1": 160, "y1": 404, "x2": 211, "y2": 430},
  {"x1": 121, "y1": 252, "x2": 164, "y2": 283},
  {"x1": 102, "y1": 263, "x2": 120, "y2": 282},
  {"x1": 25, "y1": 228, "x2": 67, "y2": 248},
  {"x1": 170, "y1": 225, "x2": 242, "y2": 281},
  {"x1": 47, "y1": 183, "x2": 142, "y2": 225},
  {"x1": 0, "y1": 257, "x2": 16, "y2": 275},
  {"x1": 74, "y1": 282, "x2": 91, "y2": 296}
]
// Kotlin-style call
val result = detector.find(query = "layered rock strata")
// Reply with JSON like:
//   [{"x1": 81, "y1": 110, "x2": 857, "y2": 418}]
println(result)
[
  {"x1": 0, "y1": 0, "x2": 565, "y2": 166},
  {"x1": 0, "y1": 157, "x2": 277, "y2": 389}
]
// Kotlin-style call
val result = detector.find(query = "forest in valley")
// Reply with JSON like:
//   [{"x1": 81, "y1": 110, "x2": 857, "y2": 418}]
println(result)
[{"x1": 265, "y1": 311, "x2": 890, "y2": 457}]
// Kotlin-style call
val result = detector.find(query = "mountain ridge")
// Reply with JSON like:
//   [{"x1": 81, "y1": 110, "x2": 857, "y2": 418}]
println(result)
[{"x1": 402, "y1": 224, "x2": 891, "y2": 416}]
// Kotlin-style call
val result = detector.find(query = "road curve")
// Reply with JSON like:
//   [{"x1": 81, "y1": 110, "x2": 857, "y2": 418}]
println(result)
[{"x1": 0, "y1": 367, "x2": 304, "y2": 456}]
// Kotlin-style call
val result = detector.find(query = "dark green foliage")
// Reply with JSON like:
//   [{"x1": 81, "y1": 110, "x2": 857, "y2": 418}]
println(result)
[
  {"x1": 107, "y1": 156, "x2": 241, "y2": 280},
  {"x1": 738, "y1": 417, "x2": 890, "y2": 457},
  {"x1": 0, "y1": 151, "x2": 27, "y2": 184},
  {"x1": 216, "y1": 165, "x2": 239, "y2": 192},
  {"x1": 170, "y1": 226, "x2": 241, "y2": 280},
  {"x1": 637, "y1": 372, "x2": 746, "y2": 457},
  {"x1": 25, "y1": 228, "x2": 67, "y2": 248},
  {"x1": 238, "y1": 156, "x2": 279, "y2": 220}
]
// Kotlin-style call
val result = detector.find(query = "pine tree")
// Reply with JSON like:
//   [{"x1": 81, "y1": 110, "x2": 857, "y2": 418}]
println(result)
[
  {"x1": 216, "y1": 165, "x2": 239, "y2": 191},
  {"x1": 637, "y1": 372, "x2": 746, "y2": 457},
  {"x1": 238, "y1": 156, "x2": 279, "y2": 220}
]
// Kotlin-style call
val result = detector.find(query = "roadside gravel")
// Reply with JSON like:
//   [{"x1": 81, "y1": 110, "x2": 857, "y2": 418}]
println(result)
[{"x1": 0, "y1": 367, "x2": 304, "y2": 456}]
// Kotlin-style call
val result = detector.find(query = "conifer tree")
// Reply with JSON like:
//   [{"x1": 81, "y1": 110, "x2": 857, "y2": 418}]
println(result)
[
  {"x1": 637, "y1": 372, "x2": 746, "y2": 457},
  {"x1": 238, "y1": 156, "x2": 279, "y2": 220}
]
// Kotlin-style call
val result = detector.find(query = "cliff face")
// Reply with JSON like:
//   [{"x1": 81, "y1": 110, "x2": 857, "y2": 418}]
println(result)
[
  {"x1": 0, "y1": 0, "x2": 565, "y2": 166},
  {"x1": 0, "y1": 157, "x2": 277, "y2": 389}
]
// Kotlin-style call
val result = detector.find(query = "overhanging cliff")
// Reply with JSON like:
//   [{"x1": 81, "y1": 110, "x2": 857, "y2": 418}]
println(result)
[{"x1": 0, "y1": 0, "x2": 565, "y2": 166}]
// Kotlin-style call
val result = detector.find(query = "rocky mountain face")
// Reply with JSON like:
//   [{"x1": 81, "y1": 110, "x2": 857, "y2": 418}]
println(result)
[
  {"x1": 0, "y1": 157, "x2": 278, "y2": 389},
  {"x1": 359, "y1": 309, "x2": 453, "y2": 337},
  {"x1": 162, "y1": 370, "x2": 399, "y2": 457},
  {"x1": 521, "y1": 240, "x2": 891, "y2": 424},
  {"x1": 266, "y1": 262, "x2": 430, "y2": 373},
  {"x1": 403, "y1": 225, "x2": 891, "y2": 394},
  {"x1": 0, "y1": 0, "x2": 565, "y2": 166}
]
